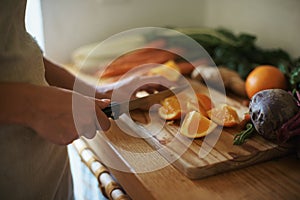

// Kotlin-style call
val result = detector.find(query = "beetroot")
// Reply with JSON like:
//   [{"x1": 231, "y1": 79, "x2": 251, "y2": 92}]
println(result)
[{"x1": 249, "y1": 89, "x2": 299, "y2": 141}]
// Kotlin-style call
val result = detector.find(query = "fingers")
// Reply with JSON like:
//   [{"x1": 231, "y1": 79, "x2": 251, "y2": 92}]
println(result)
[
  {"x1": 95, "y1": 98, "x2": 111, "y2": 109},
  {"x1": 95, "y1": 91, "x2": 112, "y2": 99},
  {"x1": 74, "y1": 96, "x2": 111, "y2": 139},
  {"x1": 95, "y1": 99, "x2": 111, "y2": 132}
]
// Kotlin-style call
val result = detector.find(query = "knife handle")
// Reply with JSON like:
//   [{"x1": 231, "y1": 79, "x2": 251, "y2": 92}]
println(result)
[{"x1": 102, "y1": 102, "x2": 120, "y2": 120}]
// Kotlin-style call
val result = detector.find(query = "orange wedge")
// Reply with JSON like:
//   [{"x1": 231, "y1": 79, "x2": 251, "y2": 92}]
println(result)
[
  {"x1": 158, "y1": 95, "x2": 185, "y2": 120},
  {"x1": 196, "y1": 93, "x2": 214, "y2": 111},
  {"x1": 180, "y1": 111, "x2": 217, "y2": 138},
  {"x1": 207, "y1": 104, "x2": 240, "y2": 127},
  {"x1": 186, "y1": 93, "x2": 214, "y2": 117},
  {"x1": 187, "y1": 101, "x2": 207, "y2": 117}
]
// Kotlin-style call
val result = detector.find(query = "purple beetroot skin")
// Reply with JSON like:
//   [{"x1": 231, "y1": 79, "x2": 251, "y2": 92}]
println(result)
[{"x1": 249, "y1": 89, "x2": 299, "y2": 141}]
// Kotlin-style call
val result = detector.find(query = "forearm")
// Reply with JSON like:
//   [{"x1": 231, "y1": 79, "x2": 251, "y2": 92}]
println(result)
[
  {"x1": 0, "y1": 82, "x2": 109, "y2": 144},
  {"x1": 43, "y1": 57, "x2": 109, "y2": 98},
  {"x1": 43, "y1": 57, "x2": 75, "y2": 90}
]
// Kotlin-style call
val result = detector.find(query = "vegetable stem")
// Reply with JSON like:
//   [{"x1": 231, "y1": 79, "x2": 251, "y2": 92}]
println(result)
[{"x1": 233, "y1": 123, "x2": 255, "y2": 145}]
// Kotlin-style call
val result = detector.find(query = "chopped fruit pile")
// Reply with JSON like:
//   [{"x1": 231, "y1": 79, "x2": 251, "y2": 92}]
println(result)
[
  {"x1": 158, "y1": 93, "x2": 241, "y2": 138},
  {"x1": 158, "y1": 93, "x2": 214, "y2": 120}
]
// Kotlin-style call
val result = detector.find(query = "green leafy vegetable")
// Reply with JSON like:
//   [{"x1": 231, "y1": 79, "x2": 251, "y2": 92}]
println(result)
[
  {"x1": 183, "y1": 28, "x2": 295, "y2": 79},
  {"x1": 148, "y1": 27, "x2": 300, "y2": 91}
]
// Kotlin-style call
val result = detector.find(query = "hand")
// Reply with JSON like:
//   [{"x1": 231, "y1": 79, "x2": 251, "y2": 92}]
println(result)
[
  {"x1": 96, "y1": 75, "x2": 176, "y2": 101},
  {"x1": 28, "y1": 86, "x2": 111, "y2": 145}
]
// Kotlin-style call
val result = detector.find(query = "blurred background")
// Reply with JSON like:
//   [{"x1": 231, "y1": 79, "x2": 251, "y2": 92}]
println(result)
[{"x1": 27, "y1": 0, "x2": 300, "y2": 64}]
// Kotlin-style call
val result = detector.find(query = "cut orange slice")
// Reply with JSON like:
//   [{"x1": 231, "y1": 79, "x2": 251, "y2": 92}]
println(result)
[
  {"x1": 207, "y1": 104, "x2": 240, "y2": 127},
  {"x1": 158, "y1": 93, "x2": 214, "y2": 121},
  {"x1": 158, "y1": 95, "x2": 185, "y2": 120},
  {"x1": 180, "y1": 111, "x2": 217, "y2": 138},
  {"x1": 186, "y1": 93, "x2": 214, "y2": 117},
  {"x1": 187, "y1": 101, "x2": 207, "y2": 117},
  {"x1": 196, "y1": 93, "x2": 214, "y2": 111}
]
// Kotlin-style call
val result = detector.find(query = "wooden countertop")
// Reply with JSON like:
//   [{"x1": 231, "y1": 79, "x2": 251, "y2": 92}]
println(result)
[{"x1": 84, "y1": 124, "x2": 300, "y2": 200}]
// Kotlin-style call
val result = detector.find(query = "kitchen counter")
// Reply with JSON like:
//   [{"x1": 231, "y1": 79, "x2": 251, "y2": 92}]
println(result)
[{"x1": 83, "y1": 122, "x2": 300, "y2": 200}]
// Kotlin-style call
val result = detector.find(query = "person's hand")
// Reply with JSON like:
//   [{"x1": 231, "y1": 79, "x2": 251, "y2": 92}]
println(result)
[
  {"x1": 28, "y1": 86, "x2": 111, "y2": 145},
  {"x1": 96, "y1": 75, "x2": 176, "y2": 101}
]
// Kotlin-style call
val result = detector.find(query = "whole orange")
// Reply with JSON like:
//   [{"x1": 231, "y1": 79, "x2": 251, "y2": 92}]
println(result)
[{"x1": 245, "y1": 65, "x2": 287, "y2": 99}]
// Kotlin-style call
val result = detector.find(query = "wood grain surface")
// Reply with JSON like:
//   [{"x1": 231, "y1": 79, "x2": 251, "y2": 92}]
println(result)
[{"x1": 85, "y1": 122, "x2": 300, "y2": 200}]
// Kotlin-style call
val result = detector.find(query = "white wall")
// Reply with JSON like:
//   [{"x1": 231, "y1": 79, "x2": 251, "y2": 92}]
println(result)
[
  {"x1": 40, "y1": 0, "x2": 300, "y2": 63},
  {"x1": 201, "y1": 0, "x2": 300, "y2": 58},
  {"x1": 41, "y1": 0, "x2": 204, "y2": 63},
  {"x1": 25, "y1": 0, "x2": 45, "y2": 51}
]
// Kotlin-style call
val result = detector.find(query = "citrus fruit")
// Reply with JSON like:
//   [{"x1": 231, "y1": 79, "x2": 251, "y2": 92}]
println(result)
[
  {"x1": 196, "y1": 93, "x2": 214, "y2": 111},
  {"x1": 186, "y1": 93, "x2": 214, "y2": 117},
  {"x1": 245, "y1": 65, "x2": 287, "y2": 99},
  {"x1": 238, "y1": 113, "x2": 251, "y2": 128},
  {"x1": 180, "y1": 111, "x2": 217, "y2": 138},
  {"x1": 207, "y1": 104, "x2": 240, "y2": 127},
  {"x1": 187, "y1": 101, "x2": 207, "y2": 117},
  {"x1": 158, "y1": 95, "x2": 185, "y2": 120},
  {"x1": 148, "y1": 60, "x2": 181, "y2": 81}
]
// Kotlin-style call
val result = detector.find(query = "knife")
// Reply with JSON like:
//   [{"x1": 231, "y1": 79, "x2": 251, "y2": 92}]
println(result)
[{"x1": 102, "y1": 84, "x2": 188, "y2": 119}]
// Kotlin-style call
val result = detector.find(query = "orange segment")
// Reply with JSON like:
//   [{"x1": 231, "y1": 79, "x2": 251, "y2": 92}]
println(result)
[
  {"x1": 180, "y1": 111, "x2": 217, "y2": 138},
  {"x1": 158, "y1": 92, "x2": 214, "y2": 121},
  {"x1": 186, "y1": 93, "x2": 214, "y2": 117},
  {"x1": 187, "y1": 101, "x2": 207, "y2": 117},
  {"x1": 196, "y1": 93, "x2": 214, "y2": 111},
  {"x1": 238, "y1": 113, "x2": 251, "y2": 128},
  {"x1": 158, "y1": 106, "x2": 181, "y2": 120},
  {"x1": 207, "y1": 104, "x2": 240, "y2": 127},
  {"x1": 158, "y1": 95, "x2": 186, "y2": 120}
]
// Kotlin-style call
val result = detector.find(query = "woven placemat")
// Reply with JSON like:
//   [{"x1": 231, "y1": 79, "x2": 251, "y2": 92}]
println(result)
[{"x1": 73, "y1": 139, "x2": 131, "y2": 200}]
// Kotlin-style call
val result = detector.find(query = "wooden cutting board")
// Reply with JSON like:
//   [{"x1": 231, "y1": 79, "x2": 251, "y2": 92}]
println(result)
[{"x1": 98, "y1": 80, "x2": 295, "y2": 180}]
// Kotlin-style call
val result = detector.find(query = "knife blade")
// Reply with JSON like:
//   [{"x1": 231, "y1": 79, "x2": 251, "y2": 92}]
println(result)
[{"x1": 102, "y1": 84, "x2": 188, "y2": 119}]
